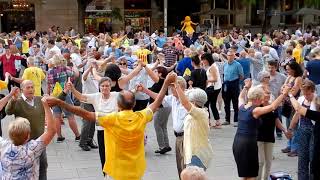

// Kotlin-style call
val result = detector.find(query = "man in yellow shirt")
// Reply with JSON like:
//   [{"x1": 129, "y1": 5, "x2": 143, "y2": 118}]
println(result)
[
  {"x1": 209, "y1": 33, "x2": 224, "y2": 47},
  {"x1": 11, "y1": 57, "x2": 45, "y2": 96},
  {"x1": 45, "y1": 73, "x2": 177, "y2": 180},
  {"x1": 134, "y1": 44, "x2": 152, "y2": 64}
]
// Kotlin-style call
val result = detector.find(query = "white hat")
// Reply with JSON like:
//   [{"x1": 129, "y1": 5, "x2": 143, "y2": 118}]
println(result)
[{"x1": 186, "y1": 88, "x2": 208, "y2": 107}]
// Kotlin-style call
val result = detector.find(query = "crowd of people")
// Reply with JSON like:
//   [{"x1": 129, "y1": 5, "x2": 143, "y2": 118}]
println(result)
[{"x1": 0, "y1": 24, "x2": 320, "y2": 180}]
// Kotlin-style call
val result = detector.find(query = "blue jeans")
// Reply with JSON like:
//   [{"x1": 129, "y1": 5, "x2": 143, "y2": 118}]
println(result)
[
  {"x1": 187, "y1": 155, "x2": 207, "y2": 170},
  {"x1": 297, "y1": 125, "x2": 314, "y2": 180},
  {"x1": 285, "y1": 116, "x2": 298, "y2": 152}
]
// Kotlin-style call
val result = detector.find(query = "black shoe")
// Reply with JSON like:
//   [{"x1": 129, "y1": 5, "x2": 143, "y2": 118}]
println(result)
[
  {"x1": 156, "y1": 147, "x2": 172, "y2": 154},
  {"x1": 87, "y1": 141, "x2": 98, "y2": 149},
  {"x1": 79, "y1": 144, "x2": 91, "y2": 151},
  {"x1": 57, "y1": 136, "x2": 65, "y2": 143},
  {"x1": 75, "y1": 136, "x2": 80, "y2": 141}
]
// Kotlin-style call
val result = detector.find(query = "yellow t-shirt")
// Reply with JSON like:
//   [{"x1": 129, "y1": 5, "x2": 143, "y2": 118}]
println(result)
[
  {"x1": 209, "y1": 37, "x2": 224, "y2": 47},
  {"x1": 134, "y1": 49, "x2": 151, "y2": 64},
  {"x1": 96, "y1": 108, "x2": 153, "y2": 180},
  {"x1": 293, "y1": 47, "x2": 303, "y2": 64},
  {"x1": 22, "y1": 67, "x2": 45, "y2": 96},
  {"x1": 22, "y1": 40, "x2": 29, "y2": 54}
]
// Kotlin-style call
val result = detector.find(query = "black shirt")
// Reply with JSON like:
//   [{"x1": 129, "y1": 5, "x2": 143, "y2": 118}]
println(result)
[
  {"x1": 257, "y1": 111, "x2": 278, "y2": 143},
  {"x1": 149, "y1": 78, "x2": 165, "y2": 105},
  {"x1": 190, "y1": 68, "x2": 207, "y2": 90}
]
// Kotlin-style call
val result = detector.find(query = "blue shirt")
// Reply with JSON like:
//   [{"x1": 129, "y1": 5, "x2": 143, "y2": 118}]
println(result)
[
  {"x1": 156, "y1": 37, "x2": 167, "y2": 48},
  {"x1": 306, "y1": 59, "x2": 320, "y2": 85},
  {"x1": 104, "y1": 48, "x2": 123, "y2": 59},
  {"x1": 123, "y1": 54, "x2": 136, "y2": 69},
  {"x1": 176, "y1": 57, "x2": 193, "y2": 76},
  {"x1": 223, "y1": 60, "x2": 244, "y2": 82},
  {"x1": 237, "y1": 58, "x2": 251, "y2": 79}
]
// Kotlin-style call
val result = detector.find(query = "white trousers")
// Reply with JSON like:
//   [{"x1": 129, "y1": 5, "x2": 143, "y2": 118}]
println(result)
[{"x1": 257, "y1": 141, "x2": 274, "y2": 180}]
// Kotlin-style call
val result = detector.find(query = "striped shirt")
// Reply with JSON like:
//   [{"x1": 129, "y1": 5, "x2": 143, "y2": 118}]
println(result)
[{"x1": 162, "y1": 46, "x2": 180, "y2": 67}]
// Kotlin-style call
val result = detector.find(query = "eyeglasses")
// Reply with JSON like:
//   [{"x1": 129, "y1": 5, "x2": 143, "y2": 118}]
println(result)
[
  {"x1": 264, "y1": 76, "x2": 270, "y2": 79},
  {"x1": 119, "y1": 63, "x2": 127, "y2": 65}
]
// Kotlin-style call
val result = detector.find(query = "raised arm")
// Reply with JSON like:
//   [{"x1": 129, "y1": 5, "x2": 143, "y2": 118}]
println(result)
[
  {"x1": 82, "y1": 65, "x2": 93, "y2": 82},
  {"x1": 118, "y1": 63, "x2": 143, "y2": 89},
  {"x1": 148, "y1": 73, "x2": 176, "y2": 113},
  {"x1": 39, "y1": 97, "x2": 57, "y2": 145},
  {"x1": 144, "y1": 64, "x2": 159, "y2": 83},
  {"x1": 176, "y1": 80, "x2": 192, "y2": 111},
  {"x1": 0, "y1": 87, "x2": 18, "y2": 111},
  {"x1": 46, "y1": 97, "x2": 96, "y2": 121},
  {"x1": 252, "y1": 86, "x2": 290, "y2": 119},
  {"x1": 137, "y1": 83, "x2": 158, "y2": 100},
  {"x1": 288, "y1": 112, "x2": 300, "y2": 130},
  {"x1": 66, "y1": 78, "x2": 87, "y2": 102}
]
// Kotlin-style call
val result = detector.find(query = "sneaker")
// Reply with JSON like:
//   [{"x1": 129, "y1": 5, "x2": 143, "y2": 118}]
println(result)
[
  {"x1": 233, "y1": 122, "x2": 238, "y2": 127},
  {"x1": 79, "y1": 144, "x2": 91, "y2": 151},
  {"x1": 57, "y1": 136, "x2": 65, "y2": 143},
  {"x1": 222, "y1": 121, "x2": 230, "y2": 126},
  {"x1": 287, "y1": 151, "x2": 298, "y2": 157},
  {"x1": 75, "y1": 136, "x2": 81, "y2": 141},
  {"x1": 281, "y1": 147, "x2": 290, "y2": 153},
  {"x1": 87, "y1": 141, "x2": 98, "y2": 149}
]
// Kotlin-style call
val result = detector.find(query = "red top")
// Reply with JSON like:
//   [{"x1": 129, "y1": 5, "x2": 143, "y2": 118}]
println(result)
[{"x1": 0, "y1": 54, "x2": 24, "y2": 77}]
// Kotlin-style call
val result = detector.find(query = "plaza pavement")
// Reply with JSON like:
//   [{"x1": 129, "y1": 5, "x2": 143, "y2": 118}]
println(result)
[{"x1": 1, "y1": 113, "x2": 298, "y2": 180}]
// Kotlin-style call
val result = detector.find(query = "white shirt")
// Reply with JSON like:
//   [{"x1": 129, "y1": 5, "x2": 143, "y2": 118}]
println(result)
[
  {"x1": 162, "y1": 95, "x2": 188, "y2": 133},
  {"x1": 128, "y1": 68, "x2": 152, "y2": 100},
  {"x1": 83, "y1": 92, "x2": 119, "y2": 130},
  {"x1": 21, "y1": 94, "x2": 35, "y2": 107},
  {"x1": 206, "y1": 63, "x2": 222, "y2": 90},
  {"x1": 45, "y1": 45, "x2": 61, "y2": 60},
  {"x1": 71, "y1": 53, "x2": 83, "y2": 72},
  {"x1": 82, "y1": 75, "x2": 98, "y2": 94}
]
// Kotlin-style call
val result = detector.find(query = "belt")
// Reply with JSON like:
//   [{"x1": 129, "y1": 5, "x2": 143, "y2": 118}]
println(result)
[{"x1": 174, "y1": 131, "x2": 184, "y2": 137}]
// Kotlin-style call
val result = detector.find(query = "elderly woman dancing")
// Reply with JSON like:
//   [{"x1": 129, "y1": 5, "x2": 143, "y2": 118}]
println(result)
[{"x1": 232, "y1": 80, "x2": 290, "y2": 180}]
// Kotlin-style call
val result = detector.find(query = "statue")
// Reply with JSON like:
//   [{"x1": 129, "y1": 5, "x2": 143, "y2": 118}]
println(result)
[{"x1": 181, "y1": 16, "x2": 198, "y2": 35}]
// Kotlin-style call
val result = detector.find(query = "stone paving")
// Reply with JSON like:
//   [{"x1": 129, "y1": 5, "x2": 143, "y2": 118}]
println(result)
[{"x1": 1, "y1": 114, "x2": 298, "y2": 180}]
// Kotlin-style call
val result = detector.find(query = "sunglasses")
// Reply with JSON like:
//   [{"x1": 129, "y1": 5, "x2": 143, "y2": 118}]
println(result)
[{"x1": 119, "y1": 63, "x2": 127, "y2": 65}]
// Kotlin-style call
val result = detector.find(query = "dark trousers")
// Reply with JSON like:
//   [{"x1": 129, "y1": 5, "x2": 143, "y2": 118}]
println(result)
[
  {"x1": 276, "y1": 107, "x2": 283, "y2": 136},
  {"x1": 79, "y1": 103, "x2": 95, "y2": 146},
  {"x1": 97, "y1": 129, "x2": 105, "y2": 175},
  {"x1": 297, "y1": 125, "x2": 314, "y2": 180},
  {"x1": 205, "y1": 87, "x2": 221, "y2": 120},
  {"x1": 312, "y1": 122, "x2": 320, "y2": 180},
  {"x1": 222, "y1": 80, "x2": 240, "y2": 123},
  {"x1": 39, "y1": 150, "x2": 48, "y2": 180},
  {"x1": 133, "y1": 99, "x2": 149, "y2": 111}
]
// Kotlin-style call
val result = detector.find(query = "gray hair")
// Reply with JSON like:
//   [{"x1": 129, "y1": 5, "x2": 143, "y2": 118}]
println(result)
[
  {"x1": 8, "y1": 117, "x2": 31, "y2": 146},
  {"x1": 310, "y1": 47, "x2": 320, "y2": 57},
  {"x1": 181, "y1": 166, "x2": 207, "y2": 180},
  {"x1": 247, "y1": 85, "x2": 264, "y2": 101},
  {"x1": 257, "y1": 71, "x2": 270, "y2": 82},
  {"x1": 98, "y1": 77, "x2": 112, "y2": 87},
  {"x1": 21, "y1": 80, "x2": 34, "y2": 89},
  {"x1": 176, "y1": 76, "x2": 187, "y2": 90},
  {"x1": 186, "y1": 88, "x2": 208, "y2": 107}
]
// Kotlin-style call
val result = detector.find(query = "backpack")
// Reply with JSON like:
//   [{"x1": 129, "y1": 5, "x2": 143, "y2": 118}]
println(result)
[{"x1": 269, "y1": 171, "x2": 293, "y2": 180}]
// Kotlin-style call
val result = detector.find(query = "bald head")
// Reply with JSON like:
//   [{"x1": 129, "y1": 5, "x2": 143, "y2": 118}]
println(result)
[
  {"x1": 117, "y1": 90, "x2": 136, "y2": 110},
  {"x1": 21, "y1": 80, "x2": 33, "y2": 89}
]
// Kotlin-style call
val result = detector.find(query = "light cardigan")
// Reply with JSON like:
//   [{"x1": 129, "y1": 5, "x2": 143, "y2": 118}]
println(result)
[{"x1": 183, "y1": 105, "x2": 213, "y2": 168}]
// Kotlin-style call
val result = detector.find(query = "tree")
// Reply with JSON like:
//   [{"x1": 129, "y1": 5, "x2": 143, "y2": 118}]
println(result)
[{"x1": 305, "y1": 0, "x2": 320, "y2": 8}]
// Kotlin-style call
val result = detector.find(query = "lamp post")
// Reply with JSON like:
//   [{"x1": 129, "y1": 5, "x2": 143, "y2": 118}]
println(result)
[{"x1": 164, "y1": 0, "x2": 167, "y2": 36}]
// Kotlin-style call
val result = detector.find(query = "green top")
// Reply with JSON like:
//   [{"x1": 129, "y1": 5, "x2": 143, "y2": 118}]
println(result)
[{"x1": 5, "y1": 96, "x2": 45, "y2": 140}]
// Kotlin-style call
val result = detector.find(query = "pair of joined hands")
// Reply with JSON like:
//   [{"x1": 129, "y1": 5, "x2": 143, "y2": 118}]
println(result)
[{"x1": 135, "y1": 72, "x2": 178, "y2": 92}]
